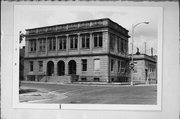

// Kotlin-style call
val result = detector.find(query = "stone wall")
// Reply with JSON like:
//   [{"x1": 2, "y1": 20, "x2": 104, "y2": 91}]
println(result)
[{"x1": 24, "y1": 55, "x2": 109, "y2": 82}]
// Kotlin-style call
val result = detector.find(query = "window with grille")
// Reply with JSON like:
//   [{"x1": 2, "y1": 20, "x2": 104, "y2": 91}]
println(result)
[
  {"x1": 81, "y1": 34, "x2": 90, "y2": 49},
  {"x1": 93, "y1": 32, "x2": 103, "y2": 48},
  {"x1": 48, "y1": 37, "x2": 56, "y2": 51},
  {"x1": 69, "y1": 35, "x2": 78, "y2": 49},
  {"x1": 38, "y1": 38, "x2": 46, "y2": 52},
  {"x1": 58, "y1": 36, "x2": 66, "y2": 50},
  {"x1": 29, "y1": 39, "x2": 36, "y2": 52}
]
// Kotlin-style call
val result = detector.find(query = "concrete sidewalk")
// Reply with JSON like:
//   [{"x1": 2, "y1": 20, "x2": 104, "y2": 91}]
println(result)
[{"x1": 21, "y1": 81, "x2": 157, "y2": 87}]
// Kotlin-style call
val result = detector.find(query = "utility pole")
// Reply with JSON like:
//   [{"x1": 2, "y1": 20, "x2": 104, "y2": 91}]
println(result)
[
  {"x1": 151, "y1": 47, "x2": 153, "y2": 56},
  {"x1": 144, "y1": 42, "x2": 146, "y2": 55}
]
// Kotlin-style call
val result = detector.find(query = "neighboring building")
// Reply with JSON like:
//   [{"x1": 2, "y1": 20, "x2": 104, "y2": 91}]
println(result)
[
  {"x1": 132, "y1": 53, "x2": 157, "y2": 84},
  {"x1": 24, "y1": 18, "x2": 130, "y2": 83},
  {"x1": 19, "y1": 46, "x2": 25, "y2": 81}
]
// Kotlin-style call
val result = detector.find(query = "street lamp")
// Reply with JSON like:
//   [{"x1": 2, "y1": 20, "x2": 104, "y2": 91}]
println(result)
[{"x1": 130, "y1": 22, "x2": 149, "y2": 86}]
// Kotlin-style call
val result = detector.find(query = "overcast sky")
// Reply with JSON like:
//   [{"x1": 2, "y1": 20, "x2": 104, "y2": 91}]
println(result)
[{"x1": 14, "y1": 5, "x2": 161, "y2": 55}]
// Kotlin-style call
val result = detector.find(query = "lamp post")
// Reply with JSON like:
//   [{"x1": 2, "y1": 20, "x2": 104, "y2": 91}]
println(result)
[{"x1": 130, "y1": 22, "x2": 149, "y2": 86}]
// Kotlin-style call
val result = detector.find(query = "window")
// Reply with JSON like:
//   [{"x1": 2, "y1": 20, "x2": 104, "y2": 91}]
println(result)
[
  {"x1": 82, "y1": 59, "x2": 87, "y2": 71},
  {"x1": 39, "y1": 38, "x2": 46, "y2": 52},
  {"x1": 81, "y1": 34, "x2": 90, "y2": 49},
  {"x1": 69, "y1": 35, "x2": 78, "y2": 49},
  {"x1": 94, "y1": 59, "x2": 100, "y2": 71},
  {"x1": 121, "y1": 39, "x2": 124, "y2": 53},
  {"x1": 29, "y1": 39, "x2": 36, "y2": 52},
  {"x1": 38, "y1": 61, "x2": 43, "y2": 72},
  {"x1": 58, "y1": 36, "x2": 66, "y2": 50},
  {"x1": 94, "y1": 78, "x2": 100, "y2": 82},
  {"x1": 121, "y1": 61, "x2": 125, "y2": 73},
  {"x1": 110, "y1": 34, "x2": 115, "y2": 51},
  {"x1": 48, "y1": 37, "x2": 56, "y2": 51},
  {"x1": 125, "y1": 40, "x2": 128, "y2": 54},
  {"x1": 93, "y1": 32, "x2": 103, "y2": 48},
  {"x1": 111, "y1": 78, "x2": 114, "y2": 82},
  {"x1": 134, "y1": 67, "x2": 137, "y2": 73},
  {"x1": 81, "y1": 78, "x2": 87, "y2": 82},
  {"x1": 111, "y1": 59, "x2": 114, "y2": 72},
  {"x1": 117, "y1": 38, "x2": 121, "y2": 53},
  {"x1": 29, "y1": 61, "x2": 33, "y2": 72},
  {"x1": 118, "y1": 60, "x2": 121, "y2": 72}
]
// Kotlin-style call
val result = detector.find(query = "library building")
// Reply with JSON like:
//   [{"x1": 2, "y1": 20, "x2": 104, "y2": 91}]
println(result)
[{"x1": 23, "y1": 18, "x2": 130, "y2": 83}]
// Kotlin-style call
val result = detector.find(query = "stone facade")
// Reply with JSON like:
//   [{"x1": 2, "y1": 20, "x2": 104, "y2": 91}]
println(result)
[
  {"x1": 24, "y1": 18, "x2": 130, "y2": 83},
  {"x1": 132, "y1": 54, "x2": 157, "y2": 84}
]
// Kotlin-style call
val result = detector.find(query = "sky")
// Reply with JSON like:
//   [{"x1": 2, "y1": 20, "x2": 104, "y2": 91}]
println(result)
[{"x1": 14, "y1": 5, "x2": 161, "y2": 55}]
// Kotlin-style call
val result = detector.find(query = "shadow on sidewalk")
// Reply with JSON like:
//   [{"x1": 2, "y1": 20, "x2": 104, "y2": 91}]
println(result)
[{"x1": 19, "y1": 89, "x2": 37, "y2": 94}]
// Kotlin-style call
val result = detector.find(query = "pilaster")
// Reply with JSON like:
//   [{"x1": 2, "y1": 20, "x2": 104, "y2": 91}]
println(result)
[
  {"x1": 55, "y1": 36, "x2": 58, "y2": 55},
  {"x1": 45, "y1": 37, "x2": 48, "y2": 56},
  {"x1": 66, "y1": 35, "x2": 69, "y2": 55},
  {"x1": 54, "y1": 61, "x2": 57, "y2": 76},
  {"x1": 65, "y1": 60, "x2": 69, "y2": 75},
  {"x1": 35, "y1": 38, "x2": 38, "y2": 57},
  {"x1": 78, "y1": 33, "x2": 80, "y2": 54},
  {"x1": 25, "y1": 39, "x2": 29, "y2": 57},
  {"x1": 90, "y1": 32, "x2": 93, "y2": 53}
]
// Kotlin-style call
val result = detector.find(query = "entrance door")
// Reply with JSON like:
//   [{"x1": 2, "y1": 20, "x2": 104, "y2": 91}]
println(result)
[
  {"x1": 47, "y1": 61, "x2": 54, "y2": 76},
  {"x1": 68, "y1": 60, "x2": 76, "y2": 74},
  {"x1": 58, "y1": 60, "x2": 65, "y2": 76}
]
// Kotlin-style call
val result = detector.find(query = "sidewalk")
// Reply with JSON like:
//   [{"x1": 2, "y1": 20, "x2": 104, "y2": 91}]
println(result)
[
  {"x1": 19, "y1": 87, "x2": 57, "y2": 103},
  {"x1": 21, "y1": 81, "x2": 157, "y2": 87}
]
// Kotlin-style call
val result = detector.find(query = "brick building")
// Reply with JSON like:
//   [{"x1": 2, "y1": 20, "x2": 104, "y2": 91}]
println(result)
[{"x1": 24, "y1": 18, "x2": 130, "y2": 83}]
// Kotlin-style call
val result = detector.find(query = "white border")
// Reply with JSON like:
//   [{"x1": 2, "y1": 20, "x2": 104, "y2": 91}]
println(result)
[{"x1": 12, "y1": 5, "x2": 163, "y2": 111}]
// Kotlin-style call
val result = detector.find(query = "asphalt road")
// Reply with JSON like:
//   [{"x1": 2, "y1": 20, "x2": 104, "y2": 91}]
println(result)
[{"x1": 20, "y1": 82, "x2": 157, "y2": 104}]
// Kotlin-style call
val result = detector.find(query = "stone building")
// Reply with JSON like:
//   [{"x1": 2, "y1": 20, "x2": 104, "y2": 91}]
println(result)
[
  {"x1": 24, "y1": 18, "x2": 130, "y2": 83},
  {"x1": 132, "y1": 54, "x2": 157, "y2": 84}
]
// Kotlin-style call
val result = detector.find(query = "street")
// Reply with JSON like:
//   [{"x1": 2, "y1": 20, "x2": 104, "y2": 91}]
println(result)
[{"x1": 20, "y1": 82, "x2": 157, "y2": 104}]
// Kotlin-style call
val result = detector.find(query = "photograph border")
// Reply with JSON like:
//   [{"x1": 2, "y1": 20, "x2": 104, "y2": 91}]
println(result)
[{"x1": 12, "y1": 3, "x2": 163, "y2": 111}]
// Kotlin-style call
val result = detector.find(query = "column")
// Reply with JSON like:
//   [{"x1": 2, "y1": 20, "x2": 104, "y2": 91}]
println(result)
[{"x1": 66, "y1": 35, "x2": 69, "y2": 55}]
